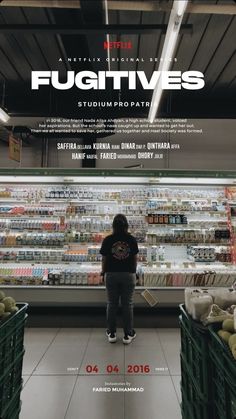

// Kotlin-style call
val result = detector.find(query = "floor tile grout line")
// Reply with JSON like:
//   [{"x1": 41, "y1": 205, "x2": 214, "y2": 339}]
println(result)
[
  {"x1": 155, "y1": 329, "x2": 181, "y2": 404},
  {"x1": 63, "y1": 327, "x2": 93, "y2": 419},
  {"x1": 171, "y1": 375, "x2": 182, "y2": 406},
  {"x1": 124, "y1": 329, "x2": 166, "y2": 419},
  {"x1": 124, "y1": 336, "x2": 126, "y2": 419},
  {"x1": 23, "y1": 327, "x2": 61, "y2": 386},
  {"x1": 154, "y1": 328, "x2": 171, "y2": 375},
  {"x1": 123, "y1": 373, "x2": 125, "y2": 419},
  {"x1": 77, "y1": 326, "x2": 94, "y2": 373},
  {"x1": 26, "y1": 327, "x2": 92, "y2": 377},
  {"x1": 22, "y1": 375, "x2": 31, "y2": 389},
  {"x1": 155, "y1": 328, "x2": 181, "y2": 372}
]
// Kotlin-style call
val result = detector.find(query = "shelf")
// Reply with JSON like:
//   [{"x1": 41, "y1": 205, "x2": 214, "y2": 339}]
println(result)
[
  {"x1": 0, "y1": 243, "x2": 104, "y2": 247},
  {"x1": 145, "y1": 259, "x2": 220, "y2": 264},
  {"x1": 146, "y1": 197, "x2": 226, "y2": 202},
  {"x1": 0, "y1": 215, "x2": 64, "y2": 219},
  {"x1": 146, "y1": 242, "x2": 231, "y2": 246},
  {"x1": 0, "y1": 284, "x2": 233, "y2": 307},
  {"x1": 146, "y1": 211, "x2": 226, "y2": 215},
  {"x1": 0, "y1": 247, "x2": 61, "y2": 251},
  {"x1": 0, "y1": 261, "x2": 232, "y2": 269},
  {"x1": 0, "y1": 244, "x2": 65, "y2": 249},
  {"x1": 0, "y1": 285, "x2": 190, "y2": 307},
  {"x1": 41, "y1": 199, "x2": 147, "y2": 203},
  {"x1": 0, "y1": 198, "x2": 28, "y2": 202},
  {"x1": 147, "y1": 222, "x2": 228, "y2": 227},
  {"x1": 148, "y1": 223, "x2": 188, "y2": 227},
  {"x1": 0, "y1": 244, "x2": 103, "y2": 249},
  {"x1": 4, "y1": 212, "x2": 228, "y2": 218},
  {"x1": 0, "y1": 214, "x2": 145, "y2": 218},
  {"x1": 0, "y1": 232, "x2": 65, "y2": 236},
  {"x1": 43, "y1": 200, "x2": 114, "y2": 203},
  {"x1": 144, "y1": 261, "x2": 235, "y2": 269},
  {"x1": 0, "y1": 211, "x2": 227, "y2": 215},
  {"x1": 65, "y1": 214, "x2": 146, "y2": 218},
  {"x1": 0, "y1": 174, "x2": 235, "y2": 308},
  {"x1": 72, "y1": 213, "x2": 147, "y2": 218},
  {"x1": 0, "y1": 260, "x2": 101, "y2": 264}
]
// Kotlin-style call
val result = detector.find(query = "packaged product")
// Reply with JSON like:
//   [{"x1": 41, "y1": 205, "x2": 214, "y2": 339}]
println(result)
[
  {"x1": 184, "y1": 288, "x2": 212, "y2": 317},
  {"x1": 202, "y1": 304, "x2": 233, "y2": 325},
  {"x1": 190, "y1": 294, "x2": 213, "y2": 320},
  {"x1": 208, "y1": 288, "x2": 236, "y2": 309}
]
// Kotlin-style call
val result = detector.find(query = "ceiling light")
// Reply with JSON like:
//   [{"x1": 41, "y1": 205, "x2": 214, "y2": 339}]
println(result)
[
  {"x1": 174, "y1": 0, "x2": 189, "y2": 17},
  {"x1": 104, "y1": 0, "x2": 111, "y2": 71},
  {"x1": 0, "y1": 107, "x2": 10, "y2": 123},
  {"x1": 148, "y1": 0, "x2": 188, "y2": 123}
]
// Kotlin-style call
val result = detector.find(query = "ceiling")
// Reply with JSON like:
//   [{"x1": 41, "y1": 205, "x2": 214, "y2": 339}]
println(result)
[{"x1": 0, "y1": 0, "x2": 235, "y2": 120}]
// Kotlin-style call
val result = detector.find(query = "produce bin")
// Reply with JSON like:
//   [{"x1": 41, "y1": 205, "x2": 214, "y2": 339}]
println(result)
[
  {"x1": 181, "y1": 353, "x2": 212, "y2": 419},
  {"x1": 208, "y1": 325, "x2": 236, "y2": 419},
  {"x1": 179, "y1": 303, "x2": 212, "y2": 399},
  {"x1": 0, "y1": 303, "x2": 28, "y2": 419}
]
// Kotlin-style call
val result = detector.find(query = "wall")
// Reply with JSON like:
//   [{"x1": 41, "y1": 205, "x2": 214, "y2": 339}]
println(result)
[
  {"x1": 0, "y1": 138, "x2": 82, "y2": 168},
  {"x1": 0, "y1": 140, "x2": 42, "y2": 168}
]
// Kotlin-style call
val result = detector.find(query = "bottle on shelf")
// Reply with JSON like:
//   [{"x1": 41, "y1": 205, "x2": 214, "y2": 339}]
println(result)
[{"x1": 158, "y1": 246, "x2": 165, "y2": 261}]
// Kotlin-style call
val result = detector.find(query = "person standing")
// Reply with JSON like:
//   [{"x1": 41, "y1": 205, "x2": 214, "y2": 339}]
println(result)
[{"x1": 100, "y1": 214, "x2": 139, "y2": 344}]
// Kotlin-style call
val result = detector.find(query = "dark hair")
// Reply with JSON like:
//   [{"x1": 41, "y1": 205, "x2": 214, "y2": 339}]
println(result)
[{"x1": 112, "y1": 214, "x2": 128, "y2": 234}]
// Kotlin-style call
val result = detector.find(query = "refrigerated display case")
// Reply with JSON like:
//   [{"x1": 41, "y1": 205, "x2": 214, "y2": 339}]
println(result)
[{"x1": 0, "y1": 168, "x2": 236, "y2": 307}]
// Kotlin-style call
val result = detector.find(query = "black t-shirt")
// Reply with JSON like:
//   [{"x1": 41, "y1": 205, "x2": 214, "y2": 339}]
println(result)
[{"x1": 100, "y1": 233, "x2": 139, "y2": 273}]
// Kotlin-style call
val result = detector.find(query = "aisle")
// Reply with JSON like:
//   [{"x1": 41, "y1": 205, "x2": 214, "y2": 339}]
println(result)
[{"x1": 20, "y1": 328, "x2": 181, "y2": 419}]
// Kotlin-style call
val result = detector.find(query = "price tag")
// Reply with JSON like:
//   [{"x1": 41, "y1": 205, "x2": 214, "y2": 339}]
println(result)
[
  {"x1": 183, "y1": 262, "x2": 191, "y2": 268},
  {"x1": 161, "y1": 262, "x2": 171, "y2": 269}
]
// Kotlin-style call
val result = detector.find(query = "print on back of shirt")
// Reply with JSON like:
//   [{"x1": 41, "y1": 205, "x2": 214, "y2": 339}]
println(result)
[{"x1": 112, "y1": 241, "x2": 131, "y2": 260}]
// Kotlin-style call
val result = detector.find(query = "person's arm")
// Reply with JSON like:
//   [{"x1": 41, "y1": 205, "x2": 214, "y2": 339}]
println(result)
[
  {"x1": 101, "y1": 254, "x2": 108, "y2": 284},
  {"x1": 133, "y1": 254, "x2": 138, "y2": 272},
  {"x1": 100, "y1": 238, "x2": 108, "y2": 284},
  {"x1": 102, "y1": 256, "x2": 107, "y2": 276},
  {"x1": 132, "y1": 237, "x2": 139, "y2": 277}
]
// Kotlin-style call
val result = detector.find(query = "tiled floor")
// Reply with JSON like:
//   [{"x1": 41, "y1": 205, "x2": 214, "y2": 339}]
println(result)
[{"x1": 20, "y1": 328, "x2": 181, "y2": 419}]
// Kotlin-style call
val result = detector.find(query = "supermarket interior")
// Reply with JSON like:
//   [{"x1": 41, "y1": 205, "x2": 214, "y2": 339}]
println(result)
[
  {"x1": 0, "y1": 170, "x2": 236, "y2": 419},
  {"x1": 0, "y1": 1, "x2": 236, "y2": 419}
]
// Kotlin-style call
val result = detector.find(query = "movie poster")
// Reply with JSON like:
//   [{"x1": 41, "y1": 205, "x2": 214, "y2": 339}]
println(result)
[{"x1": 0, "y1": 1, "x2": 236, "y2": 419}]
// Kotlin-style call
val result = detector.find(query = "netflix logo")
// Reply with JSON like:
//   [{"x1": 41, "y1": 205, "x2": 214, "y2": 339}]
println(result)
[{"x1": 104, "y1": 41, "x2": 132, "y2": 49}]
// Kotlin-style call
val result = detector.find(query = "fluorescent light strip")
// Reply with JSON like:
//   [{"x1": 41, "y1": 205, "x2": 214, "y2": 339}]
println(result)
[
  {"x1": 104, "y1": 0, "x2": 111, "y2": 71},
  {"x1": 175, "y1": 0, "x2": 189, "y2": 17},
  {"x1": 0, "y1": 107, "x2": 10, "y2": 123},
  {"x1": 148, "y1": 0, "x2": 188, "y2": 123},
  {"x1": 0, "y1": 175, "x2": 234, "y2": 186}
]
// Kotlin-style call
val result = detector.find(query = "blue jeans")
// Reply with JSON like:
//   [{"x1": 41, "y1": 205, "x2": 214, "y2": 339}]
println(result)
[{"x1": 105, "y1": 272, "x2": 136, "y2": 335}]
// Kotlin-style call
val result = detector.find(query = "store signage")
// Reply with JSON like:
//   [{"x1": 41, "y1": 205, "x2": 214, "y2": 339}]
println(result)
[
  {"x1": 31, "y1": 70, "x2": 205, "y2": 91},
  {"x1": 8, "y1": 133, "x2": 21, "y2": 162}
]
